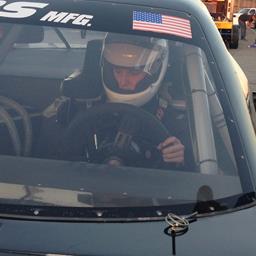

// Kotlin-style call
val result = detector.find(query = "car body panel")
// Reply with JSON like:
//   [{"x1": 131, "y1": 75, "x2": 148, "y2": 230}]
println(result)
[{"x1": 0, "y1": 206, "x2": 256, "y2": 255}]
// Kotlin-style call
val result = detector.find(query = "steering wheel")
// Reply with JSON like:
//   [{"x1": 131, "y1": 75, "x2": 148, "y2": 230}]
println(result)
[{"x1": 60, "y1": 103, "x2": 170, "y2": 168}]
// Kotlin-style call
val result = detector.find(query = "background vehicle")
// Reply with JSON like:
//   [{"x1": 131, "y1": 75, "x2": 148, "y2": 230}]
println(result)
[
  {"x1": 203, "y1": 0, "x2": 240, "y2": 48},
  {"x1": 0, "y1": 0, "x2": 256, "y2": 255},
  {"x1": 233, "y1": 7, "x2": 256, "y2": 27},
  {"x1": 234, "y1": 7, "x2": 256, "y2": 17}
]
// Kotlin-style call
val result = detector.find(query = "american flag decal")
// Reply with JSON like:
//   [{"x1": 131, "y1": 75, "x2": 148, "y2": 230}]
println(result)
[{"x1": 132, "y1": 11, "x2": 192, "y2": 39}]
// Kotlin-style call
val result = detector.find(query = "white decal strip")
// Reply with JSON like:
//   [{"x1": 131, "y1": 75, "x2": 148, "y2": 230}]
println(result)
[
  {"x1": 0, "y1": 1, "x2": 49, "y2": 18},
  {"x1": 0, "y1": 1, "x2": 94, "y2": 27}
]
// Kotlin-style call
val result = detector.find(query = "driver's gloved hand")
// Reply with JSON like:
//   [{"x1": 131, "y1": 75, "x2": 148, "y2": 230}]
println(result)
[{"x1": 157, "y1": 136, "x2": 184, "y2": 164}]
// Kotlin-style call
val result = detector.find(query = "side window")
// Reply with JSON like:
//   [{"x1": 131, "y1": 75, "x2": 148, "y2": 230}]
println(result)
[
  {"x1": 184, "y1": 44, "x2": 238, "y2": 175},
  {"x1": 205, "y1": 68, "x2": 238, "y2": 175}
]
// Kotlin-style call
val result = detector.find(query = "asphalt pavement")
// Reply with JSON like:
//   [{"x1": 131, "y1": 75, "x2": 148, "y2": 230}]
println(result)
[{"x1": 229, "y1": 28, "x2": 256, "y2": 91}]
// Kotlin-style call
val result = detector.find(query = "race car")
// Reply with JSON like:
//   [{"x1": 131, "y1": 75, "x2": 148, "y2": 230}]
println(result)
[{"x1": 0, "y1": 0, "x2": 256, "y2": 255}]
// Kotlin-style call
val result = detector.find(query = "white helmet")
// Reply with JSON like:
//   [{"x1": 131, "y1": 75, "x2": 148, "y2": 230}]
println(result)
[{"x1": 101, "y1": 33, "x2": 169, "y2": 106}]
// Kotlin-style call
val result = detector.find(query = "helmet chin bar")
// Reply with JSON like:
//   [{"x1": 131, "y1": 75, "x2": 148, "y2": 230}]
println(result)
[{"x1": 103, "y1": 83, "x2": 158, "y2": 106}]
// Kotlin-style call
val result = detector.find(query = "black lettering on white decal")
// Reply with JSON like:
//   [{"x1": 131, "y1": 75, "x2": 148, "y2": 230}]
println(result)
[{"x1": 0, "y1": 1, "x2": 48, "y2": 18}]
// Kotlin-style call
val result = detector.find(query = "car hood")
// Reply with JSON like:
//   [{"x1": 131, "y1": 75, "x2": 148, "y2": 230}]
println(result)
[{"x1": 0, "y1": 206, "x2": 256, "y2": 255}]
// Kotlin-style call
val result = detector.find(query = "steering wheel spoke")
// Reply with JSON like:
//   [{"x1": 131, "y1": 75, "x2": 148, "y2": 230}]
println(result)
[{"x1": 113, "y1": 114, "x2": 140, "y2": 150}]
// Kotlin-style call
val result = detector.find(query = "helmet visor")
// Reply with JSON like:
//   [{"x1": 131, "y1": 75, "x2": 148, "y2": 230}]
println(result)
[{"x1": 103, "y1": 42, "x2": 163, "y2": 76}]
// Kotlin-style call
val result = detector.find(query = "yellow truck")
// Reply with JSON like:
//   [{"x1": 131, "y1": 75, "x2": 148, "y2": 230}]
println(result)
[{"x1": 203, "y1": 0, "x2": 239, "y2": 48}]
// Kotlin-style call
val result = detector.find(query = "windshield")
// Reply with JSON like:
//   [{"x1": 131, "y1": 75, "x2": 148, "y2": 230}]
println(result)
[{"x1": 0, "y1": 5, "x2": 253, "y2": 220}]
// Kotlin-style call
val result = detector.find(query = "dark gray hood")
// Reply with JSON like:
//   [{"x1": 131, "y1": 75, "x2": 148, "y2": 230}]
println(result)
[{"x1": 0, "y1": 206, "x2": 256, "y2": 255}]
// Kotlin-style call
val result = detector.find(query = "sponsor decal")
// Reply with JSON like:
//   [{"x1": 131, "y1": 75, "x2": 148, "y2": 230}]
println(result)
[
  {"x1": 133, "y1": 11, "x2": 192, "y2": 39},
  {"x1": 0, "y1": 1, "x2": 93, "y2": 27},
  {"x1": 40, "y1": 11, "x2": 92, "y2": 26},
  {"x1": 0, "y1": 1, "x2": 48, "y2": 18}
]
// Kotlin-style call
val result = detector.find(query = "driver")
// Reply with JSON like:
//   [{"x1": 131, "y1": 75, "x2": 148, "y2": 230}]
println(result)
[{"x1": 101, "y1": 33, "x2": 184, "y2": 165}]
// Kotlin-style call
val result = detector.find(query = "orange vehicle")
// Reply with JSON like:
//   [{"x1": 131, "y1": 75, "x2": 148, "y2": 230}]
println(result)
[{"x1": 203, "y1": 0, "x2": 240, "y2": 48}]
